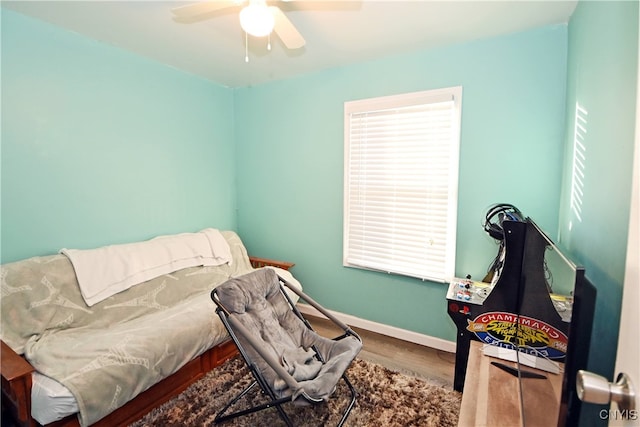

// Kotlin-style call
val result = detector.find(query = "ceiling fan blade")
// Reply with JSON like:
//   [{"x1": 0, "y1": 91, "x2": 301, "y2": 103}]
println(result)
[
  {"x1": 270, "y1": 6, "x2": 305, "y2": 49},
  {"x1": 171, "y1": 1, "x2": 241, "y2": 19}
]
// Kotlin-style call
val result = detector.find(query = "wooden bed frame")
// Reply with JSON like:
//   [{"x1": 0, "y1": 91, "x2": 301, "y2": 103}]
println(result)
[{"x1": 1, "y1": 257, "x2": 294, "y2": 427}]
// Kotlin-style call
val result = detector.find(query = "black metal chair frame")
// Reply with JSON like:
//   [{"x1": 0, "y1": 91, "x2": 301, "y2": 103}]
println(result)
[{"x1": 211, "y1": 274, "x2": 361, "y2": 426}]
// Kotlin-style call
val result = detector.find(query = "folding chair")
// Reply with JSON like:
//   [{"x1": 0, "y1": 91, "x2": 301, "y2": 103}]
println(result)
[{"x1": 210, "y1": 268, "x2": 363, "y2": 426}]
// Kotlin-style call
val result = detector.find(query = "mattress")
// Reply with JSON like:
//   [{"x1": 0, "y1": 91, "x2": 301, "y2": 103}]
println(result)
[{"x1": 31, "y1": 372, "x2": 78, "y2": 425}]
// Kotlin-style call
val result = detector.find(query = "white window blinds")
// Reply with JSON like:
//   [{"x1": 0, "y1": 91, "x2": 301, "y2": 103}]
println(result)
[{"x1": 343, "y1": 87, "x2": 462, "y2": 282}]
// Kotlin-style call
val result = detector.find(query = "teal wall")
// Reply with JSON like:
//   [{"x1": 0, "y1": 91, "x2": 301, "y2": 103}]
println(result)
[
  {"x1": 3, "y1": 2, "x2": 636, "y2": 371},
  {"x1": 234, "y1": 25, "x2": 569, "y2": 341},
  {"x1": 1, "y1": 10, "x2": 237, "y2": 263},
  {"x1": 558, "y1": 2, "x2": 638, "y2": 425}
]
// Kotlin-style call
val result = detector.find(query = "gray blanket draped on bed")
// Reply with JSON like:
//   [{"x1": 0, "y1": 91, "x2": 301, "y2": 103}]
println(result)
[{"x1": 1, "y1": 231, "x2": 254, "y2": 426}]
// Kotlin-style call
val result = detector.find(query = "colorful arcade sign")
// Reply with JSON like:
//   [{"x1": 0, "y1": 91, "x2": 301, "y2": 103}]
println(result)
[{"x1": 466, "y1": 311, "x2": 568, "y2": 359}]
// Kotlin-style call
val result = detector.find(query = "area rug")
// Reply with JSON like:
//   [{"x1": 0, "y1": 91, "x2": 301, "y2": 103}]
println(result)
[{"x1": 131, "y1": 357, "x2": 461, "y2": 426}]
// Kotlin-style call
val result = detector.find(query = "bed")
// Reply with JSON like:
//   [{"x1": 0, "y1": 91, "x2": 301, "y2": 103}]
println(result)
[{"x1": 1, "y1": 230, "x2": 297, "y2": 427}]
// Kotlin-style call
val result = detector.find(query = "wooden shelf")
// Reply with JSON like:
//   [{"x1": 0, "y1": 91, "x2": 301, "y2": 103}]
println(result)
[{"x1": 458, "y1": 341, "x2": 563, "y2": 427}]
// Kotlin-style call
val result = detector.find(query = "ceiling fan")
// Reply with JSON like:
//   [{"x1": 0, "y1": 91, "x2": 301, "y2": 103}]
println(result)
[{"x1": 171, "y1": 0, "x2": 305, "y2": 50}]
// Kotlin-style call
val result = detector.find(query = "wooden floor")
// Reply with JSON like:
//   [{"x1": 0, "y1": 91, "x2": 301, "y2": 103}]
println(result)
[{"x1": 306, "y1": 314, "x2": 456, "y2": 388}]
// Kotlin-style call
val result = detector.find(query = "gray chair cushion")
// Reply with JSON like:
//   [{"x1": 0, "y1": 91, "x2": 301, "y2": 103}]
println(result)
[{"x1": 215, "y1": 269, "x2": 362, "y2": 402}]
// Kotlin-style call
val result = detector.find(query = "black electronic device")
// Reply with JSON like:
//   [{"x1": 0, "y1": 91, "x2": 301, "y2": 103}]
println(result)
[
  {"x1": 447, "y1": 215, "x2": 597, "y2": 427},
  {"x1": 483, "y1": 203, "x2": 524, "y2": 240}
]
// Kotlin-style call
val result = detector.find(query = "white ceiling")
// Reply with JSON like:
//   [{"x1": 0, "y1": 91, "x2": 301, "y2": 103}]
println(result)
[{"x1": 3, "y1": 0, "x2": 578, "y2": 88}]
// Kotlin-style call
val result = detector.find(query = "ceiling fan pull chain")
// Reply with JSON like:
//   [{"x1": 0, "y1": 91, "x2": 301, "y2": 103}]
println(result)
[{"x1": 245, "y1": 31, "x2": 249, "y2": 63}]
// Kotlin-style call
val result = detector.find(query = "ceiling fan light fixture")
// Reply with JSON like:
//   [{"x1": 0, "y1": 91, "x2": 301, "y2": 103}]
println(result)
[{"x1": 239, "y1": 2, "x2": 274, "y2": 38}]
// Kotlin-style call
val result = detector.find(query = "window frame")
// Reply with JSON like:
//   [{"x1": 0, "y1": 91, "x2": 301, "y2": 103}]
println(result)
[{"x1": 343, "y1": 86, "x2": 462, "y2": 282}]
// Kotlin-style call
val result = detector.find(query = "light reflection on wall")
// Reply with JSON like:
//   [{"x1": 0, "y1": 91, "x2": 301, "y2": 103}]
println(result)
[{"x1": 570, "y1": 102, "x2": 588, "y2": 228}]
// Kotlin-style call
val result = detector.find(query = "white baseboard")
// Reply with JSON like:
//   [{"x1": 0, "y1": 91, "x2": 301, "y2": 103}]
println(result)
[{"x1": 297, "y1": 303, "x2": 456, "y2": 353}]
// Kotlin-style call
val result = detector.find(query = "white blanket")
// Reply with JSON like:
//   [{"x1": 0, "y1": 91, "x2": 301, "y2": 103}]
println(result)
[{"x1": 61, "y1": 228, "x2": 232, "y2": 306}]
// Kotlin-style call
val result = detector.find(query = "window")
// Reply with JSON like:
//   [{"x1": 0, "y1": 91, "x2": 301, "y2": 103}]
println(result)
[{"x1": 343, "y1": 87, "x2": 462, "y2": 282}]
